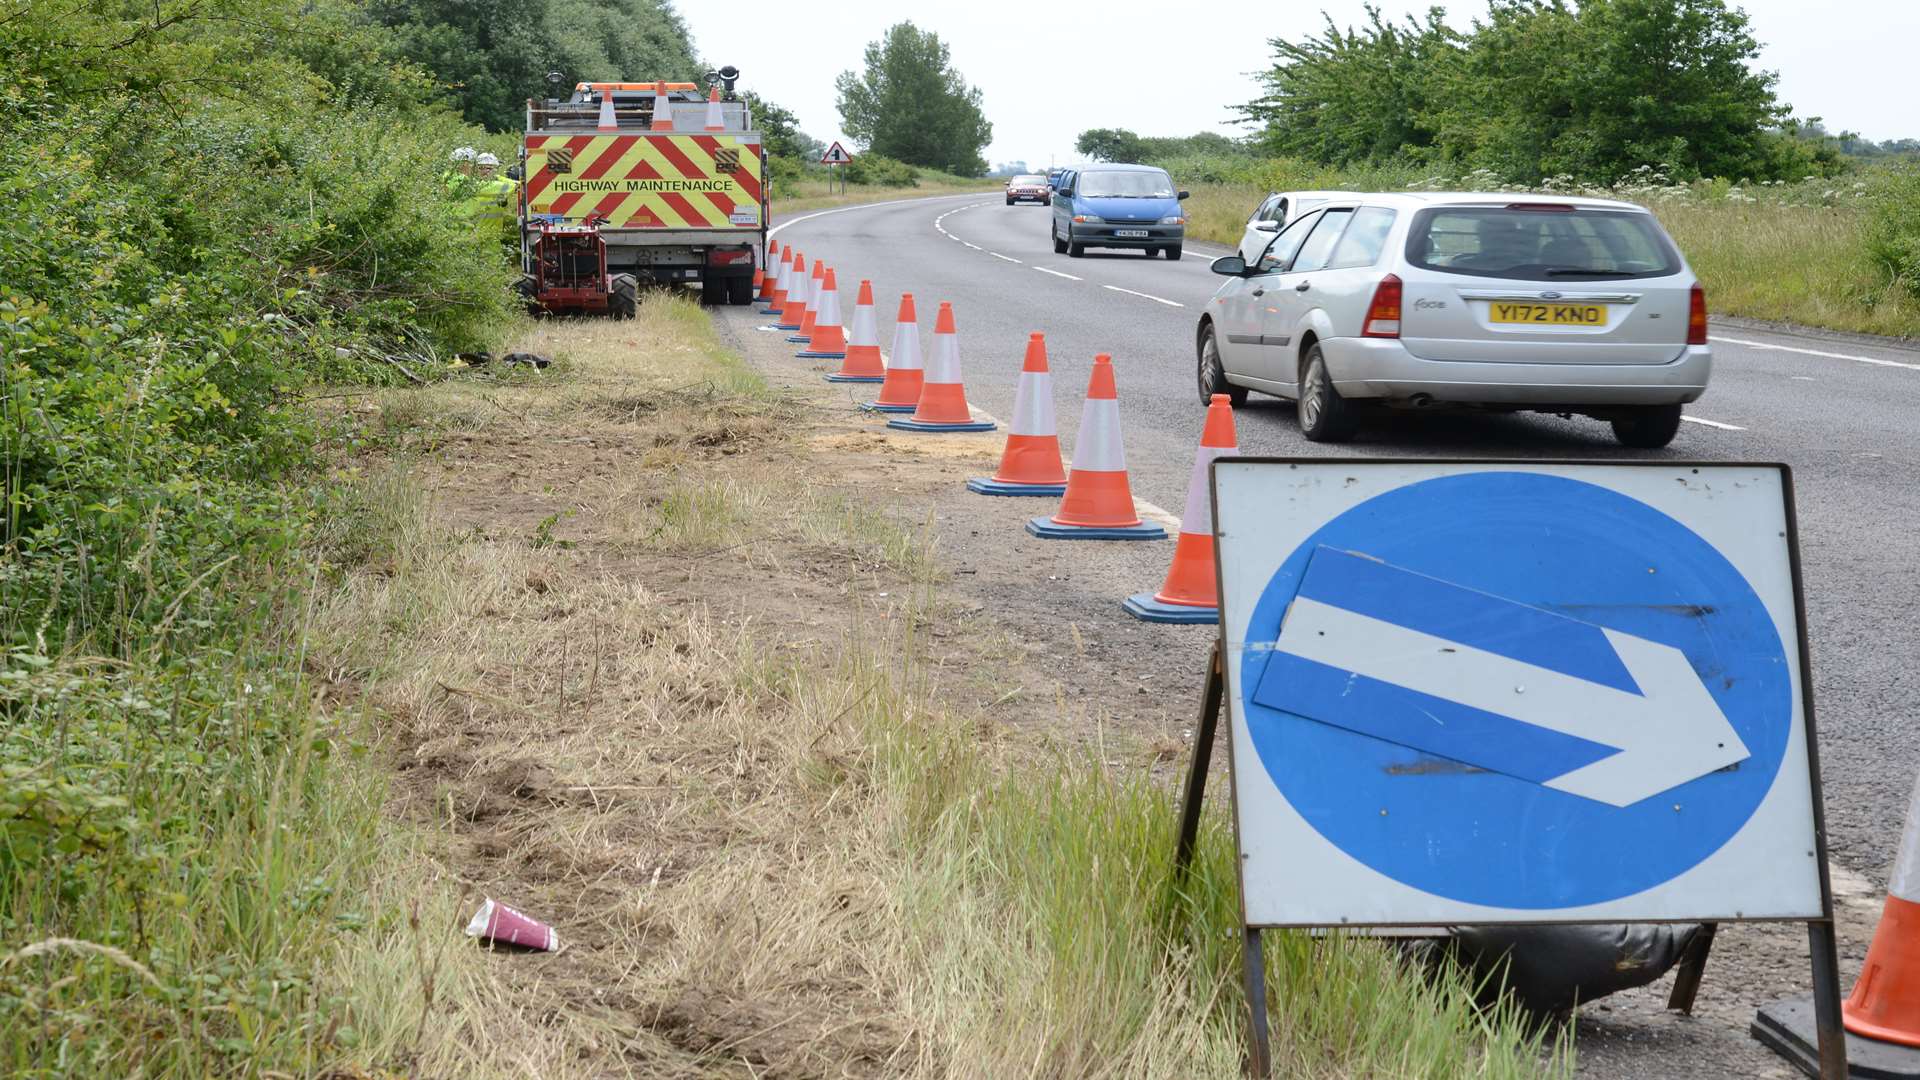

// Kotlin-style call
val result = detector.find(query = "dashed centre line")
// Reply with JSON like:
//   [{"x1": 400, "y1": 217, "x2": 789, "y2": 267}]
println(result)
[
  {"x1": 989, "y1": 252, "x2": 1021, "y2": 263},
  {"x1": 1680, "y1": 416, "x2": 1745, "y2": 431},
  {"x1": 1101, "y1": 285, "x2": 1185, "y2": 308},
  {"x1": 1033, "y1": 267, "x2": 1082, "y2": 280}
]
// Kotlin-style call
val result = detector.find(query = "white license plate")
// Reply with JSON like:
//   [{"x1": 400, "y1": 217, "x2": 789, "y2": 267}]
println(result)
[{"x1": 1115, "y1": 229, "x2": 1149, "y2": 238}]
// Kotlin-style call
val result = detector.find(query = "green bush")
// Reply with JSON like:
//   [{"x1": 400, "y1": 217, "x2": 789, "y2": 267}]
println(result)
[
  {"x1": 1865, "y1": 165, "x2": 1920, "y2": 296},
  {"x1": 843, "y1": 152, "x2": 919, "y2": 187}
]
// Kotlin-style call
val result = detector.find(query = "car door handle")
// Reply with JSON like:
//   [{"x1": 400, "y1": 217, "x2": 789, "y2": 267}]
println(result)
[
  {"x1": 1294, "y1": 281, "x2": 1312, "y2": 292},
  {"x1": 1250, "y1": 287, "x2": 1265, "y2": 298}
]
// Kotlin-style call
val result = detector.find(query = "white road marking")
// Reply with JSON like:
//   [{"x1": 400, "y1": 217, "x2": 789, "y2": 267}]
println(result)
[
  {"x1": 1133, "y1": 497, "x2": 1183, "y2": 532},
  {"x1": 1791, "y1": 375, "x2": 1816, "y2": 381},
  {"x1": 989, "y1": 252, "x2": 1021, "y2": 263},
  {"x1": 1711, "y1": 334, "x2": 1920, "y2": 372},
  {"x1": 963, "y1": 242, "x2": 983, "y2": 250},
  {"x1": 1103, "y1": 285, "x2": 1184, "y2": 308},
  {"x1": 1681, "y1": 416, "x2": 1746, "y2": 431},
  {"x1": 1033, "y1": 267, "x2": 1082, "y2": 280},
  {"x1": 771, "y1": 192, "x2": 988, "y2": 239}
]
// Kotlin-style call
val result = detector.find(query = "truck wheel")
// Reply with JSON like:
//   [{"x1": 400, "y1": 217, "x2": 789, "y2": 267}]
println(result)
[
  {"x1": 609, "y1": 274, "x2": 638, "y2": 320},
  {"x1": 1610, "y1": 404, "x2": 1683, "y2": 448},
  {"x1": 700, "y1": 276, "x2": 727, "y2": 306},
  {"x1": 726, "y1": 275, "x2": 754, "y2": 305}
]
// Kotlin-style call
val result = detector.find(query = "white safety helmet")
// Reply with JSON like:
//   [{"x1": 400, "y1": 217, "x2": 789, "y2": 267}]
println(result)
[
  {"x1": 476, "y1": 152, "x2": 500, "y2": 167},
  {"x1": 451, "y1": 146, "x2": 477, "y2": 162}
]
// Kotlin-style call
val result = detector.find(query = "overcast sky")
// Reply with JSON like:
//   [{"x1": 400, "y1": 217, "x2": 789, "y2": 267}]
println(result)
[{"x1": 681, "y1": 0, "x2": 1914, "y2": 170}]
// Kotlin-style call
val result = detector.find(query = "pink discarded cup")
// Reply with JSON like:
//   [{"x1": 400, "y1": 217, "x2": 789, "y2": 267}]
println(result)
[{"x1": 464, "y1": 898, "x2": 559, "y2": 952}]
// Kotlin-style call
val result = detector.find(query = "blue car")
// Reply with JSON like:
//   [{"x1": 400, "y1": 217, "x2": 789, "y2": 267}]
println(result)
[{"x1": 1050, "y1": 163, "x2": 1190, "y2": 260}]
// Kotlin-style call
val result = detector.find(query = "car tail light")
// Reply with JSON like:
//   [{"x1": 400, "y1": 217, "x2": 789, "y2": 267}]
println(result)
[
  {"x1": 1688, "y1": 283, "x2": 1709, "y2": 345},
  {"x1": 1506, "y1": 202, "x2": 1575, "y2": 212},
  {"x1": 1362, "y1": 274, "x2": 1402, "y2": 338}
]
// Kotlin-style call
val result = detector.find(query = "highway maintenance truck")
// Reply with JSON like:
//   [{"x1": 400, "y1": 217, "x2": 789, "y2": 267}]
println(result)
[{"x1": 519, "y1": 73, "x2": 765, "y2": 315}]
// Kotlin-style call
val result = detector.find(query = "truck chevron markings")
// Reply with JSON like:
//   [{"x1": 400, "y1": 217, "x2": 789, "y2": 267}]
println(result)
[
  {"x1": 523, "y1": 133, "x2": 760, "y2": 229},
  {"x1": 1252, "y1": 547, "x2": 1750, "y2": 807}
]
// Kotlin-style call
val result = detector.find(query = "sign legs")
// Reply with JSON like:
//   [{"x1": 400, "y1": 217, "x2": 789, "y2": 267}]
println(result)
[
  {"x1": 1242, "y1": 927, "x2": 1274, "y2": 1079},
  {"x1": 1807, "y1": 919, "x2": 1849, "y2": 1078},
  {"x1": 1665, "y1": 921, "x2": 1716, "y2": 1014}
]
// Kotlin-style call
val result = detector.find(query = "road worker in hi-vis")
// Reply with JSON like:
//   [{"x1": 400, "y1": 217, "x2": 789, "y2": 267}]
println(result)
[
  {"x1": 445, "y1": 146, "x2": 477, "y2": 193},
  {"x1": 469, "y1": 152, "x2": 519, "y2": 241}
]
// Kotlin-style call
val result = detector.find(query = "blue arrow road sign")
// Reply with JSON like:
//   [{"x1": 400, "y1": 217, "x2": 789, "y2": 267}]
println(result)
[{"x1": 1237, "y1": 471, "x2": 1794, "y2": 909}]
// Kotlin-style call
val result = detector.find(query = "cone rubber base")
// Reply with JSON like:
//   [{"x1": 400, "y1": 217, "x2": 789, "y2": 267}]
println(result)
[
  {"x1": 826, "y1": 373, "x2": 885, "y2": 383},
  {"x1": 860, "y1": 401, "x2": 917, "y2": 413},
  {"x1": 796, "y1": 350, "x2": 847, "y2": 360},
  {"x1": 766, "y1": 324, "x2": 800, "y2": 333},
  {"x1": 887, "y1": 417, "x2": 997, "y2": 433},
  {"x1": 967, "y1": 477, "x2": 1066, "y2": 497},
  {"x1": 1026, "y1": 518, "x2": 1167, "y2": 541},
  {"x1": 1122, "y1": 593, "x2": 1219, "y2": 624},
  {"x1": 786, "y1": 334, "x2": 812, "y2": 343},
  {"x1": 1754, "y1": 996, "x2": 1920, "y2": 1078}
]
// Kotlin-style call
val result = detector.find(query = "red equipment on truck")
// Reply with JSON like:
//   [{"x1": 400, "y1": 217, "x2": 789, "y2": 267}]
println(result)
[{"x1": 518, "y1": 67, "x2": 766, "y2": 317}]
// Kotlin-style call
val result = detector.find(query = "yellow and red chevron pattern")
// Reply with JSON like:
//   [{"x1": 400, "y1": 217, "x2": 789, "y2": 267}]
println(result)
[{"x1": 522, "y1": 133, "x2": 763, "y2": 229}]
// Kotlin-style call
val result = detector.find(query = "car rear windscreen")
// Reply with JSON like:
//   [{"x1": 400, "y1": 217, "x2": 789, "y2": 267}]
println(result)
[
  {"x1": 1079, "y1": 171, "x2": 1175, "y2": 198},
  {"x1": 1405, "y1": 206, "x2": 1679, "y2": 281}
]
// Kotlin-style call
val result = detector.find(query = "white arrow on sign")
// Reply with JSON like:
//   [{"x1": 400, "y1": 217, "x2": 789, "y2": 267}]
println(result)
[{"x1": 1276, "y1": 596, "x2": 1752, "y2": 807}]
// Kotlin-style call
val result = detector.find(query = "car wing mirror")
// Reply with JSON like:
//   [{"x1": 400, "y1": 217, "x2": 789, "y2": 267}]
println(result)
[
  {"x1": 1178, "y1": 190, "x2": 1190, "y2": 200},
  {"x1": 1210, "y1": 255, "x2": 1248, "y2": 276},
  {"x1": 1252, "y1": 220, "x2": 1278, "y2": 232},
  {"x1": 506, "y1": 164, "x2": 525, "y2": 181}
]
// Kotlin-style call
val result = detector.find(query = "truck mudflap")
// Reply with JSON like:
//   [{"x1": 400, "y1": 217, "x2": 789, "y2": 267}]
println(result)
[{"x1": 523, "y1": 133, "x2": 764, "y2": 230}]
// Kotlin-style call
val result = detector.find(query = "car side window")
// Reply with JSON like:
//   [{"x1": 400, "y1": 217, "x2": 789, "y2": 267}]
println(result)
[
  {"x1": 1324, "y1": 207, "x2": 1399, "y2": 269},
  {"x1": 1251, "y1": 196, "x2": 1276, "y2": 224},
  {"x1": 1288, "y1": 208, "x2": 1356, "y2": 274},
  {"x1": 1257, "y1": 211, "x2": 1322, "y2": 274},
  {"x1": 1268, "y1": 197, "x2": 1288, "y2": 224}
]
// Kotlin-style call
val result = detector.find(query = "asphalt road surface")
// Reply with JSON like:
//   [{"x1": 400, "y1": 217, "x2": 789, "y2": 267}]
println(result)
[{"x1": 768, "y1": 192, "x2": 1920, "y2": 895}]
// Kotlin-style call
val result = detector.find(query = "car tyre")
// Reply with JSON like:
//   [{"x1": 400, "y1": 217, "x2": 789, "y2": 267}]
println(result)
[
  {"x1": 1052, "y1": 224, "x2": 1068, "y2": 254},
  {"x1": 1197, "y1": 323, "x2": 1249, "y2": 408},
  {"x1": 1006, "y1": 196, "x2": 1015, "y2": 206},
  {"x1": 1067, "y1": 229, "x2": 1085, "y2": 258},
  {"x1": 1166, "y1": 244, "x2": 1183, "y2": 261},
  {"x1": 1297, "y1": 345, "x2": 1356, "y2": 442},
  {"x1": 1610, "y1": 404, "x2": 1684, "y2": 448},
  {"x1": 609, "y1": 274, "x2": 638, "y2": 320}
]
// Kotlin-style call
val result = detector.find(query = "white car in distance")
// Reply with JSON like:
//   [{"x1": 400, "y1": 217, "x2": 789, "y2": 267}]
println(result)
[
  {"x1": 1198, "y1": 192, "x2": 1712, "y2": 448},
  {"x1": 1238, "y1": 190, "x2": 1367, "y2": 263}
]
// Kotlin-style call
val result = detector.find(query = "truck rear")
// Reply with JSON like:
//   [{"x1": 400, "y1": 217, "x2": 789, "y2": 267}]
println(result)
[{"x1": 521, "y1": 81, "x2": 765, "y2": 306}]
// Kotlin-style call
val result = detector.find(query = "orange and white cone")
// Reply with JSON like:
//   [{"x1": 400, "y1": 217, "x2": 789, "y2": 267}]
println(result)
[
  {"x1": 885, "y1": 302, "x2": 995, "y2": 433},
  {"x1": 651, "y1": 81, "x2": 674, "y2": 131},
  {"x1": 968, "y1": 333, "x2": 1066, "y2": 496},
  {"x1": 826, "y1": 280, "x2": 885, "y2": 383},
  {"x1": 596, "y1": 87, "x2": 618, "y2": 131},
  {"x1": 756, "y1": 241, "x2": 780, "y2": 304},
  {"x1": 1844, "y1": 774, "x2": 1920, "y2": 1049},
  {"x1": 1124, "y1": 394, "x2": 1238, "y2": 620},
  {"x1": 704, "y1": 85, "x2": 725, "y2": 131},
  {"x1": 862, "y1": 293, "x2": 923, "y2": 413},
  {"x1": 1028, "y1": 354, "x2": 1166, "y2": 540},
  {"x1": 797, "y1": 268, "x2": 847, "y2": 359},
  {"x1": 760, "y1": 244, "x2": 791, "y2": 314},
  {"x1": 791, "y1": 260, "x2": 826, "y2": 342},
  {"x1": 775, "y1": 252, "x2": 808, "y2": 330}
]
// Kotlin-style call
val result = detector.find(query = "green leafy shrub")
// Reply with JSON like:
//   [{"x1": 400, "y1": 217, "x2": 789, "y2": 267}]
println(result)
[
  {"x1": 1865, "y1": 165, "x2": 1920, "y2": 296},
  {"x1": 843, "y1": 152, "x2": 919, "y2": 187}
]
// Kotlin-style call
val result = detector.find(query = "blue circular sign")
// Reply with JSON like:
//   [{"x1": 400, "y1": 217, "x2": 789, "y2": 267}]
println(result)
[{"x1": 1242, "y1": 472, "x2": 1791, "y2": 909}]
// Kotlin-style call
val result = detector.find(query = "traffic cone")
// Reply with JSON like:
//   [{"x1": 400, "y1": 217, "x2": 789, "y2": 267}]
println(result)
[
  {"x1": 596, "y1": 87, "x2": 617, "y2": 131},
  {"x1": 1123, "y1": 394, "x2": 1238, "y2": 620},
  {"x1": 1847, "y1": 776, "x2": 1920, "y2": 1048},
  {"x1": 968, "y1": 333, "x2": 1066, "y2": 496},
  {"x1": 704, "y1": 85, "x2": 725, "y2": 131},
  {"x1": 886, "y1": 302, "x2": 995, "y2": 433},
  {"x1": 1027, "y1": 354, "x2": 1166, "y2": 540},
  {"x1": 651, "y1": 81, "x2": 674, "y2": 131},
  {"x1": 790, "y1": 260, "x2": 826, "y2": 343},
  {"x1": 760, "y1": 244, "x2": 790, "y2": 314},
  {"x1": 860, "y1": 293, "x2": 923, "y2": 412},
  {"x1": 797, "y1": 268, "x2": 847, "y2": 359},
  {"x1": 757, "y1": 241, "x2": 780, "y2": 304},
  {"x1": 826, "y1": 280, "x2": 885, "y2": 383},
  {"x1": 775, "y1": 252, "x2": 808, "y2": 330}
]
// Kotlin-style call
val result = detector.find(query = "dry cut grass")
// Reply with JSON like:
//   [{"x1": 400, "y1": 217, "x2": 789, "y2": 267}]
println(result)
[{"x1": 304, "y1": 295, "x2": 1568, "y2": 1078}]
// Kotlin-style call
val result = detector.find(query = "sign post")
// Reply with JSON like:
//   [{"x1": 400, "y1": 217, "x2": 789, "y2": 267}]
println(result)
[
  {"x1": 820, "y1": 140, "x2": 853, "y2": 194},
  {"x1": 1178, "y1": 458, "x2": 1845, "y2": 1078}
]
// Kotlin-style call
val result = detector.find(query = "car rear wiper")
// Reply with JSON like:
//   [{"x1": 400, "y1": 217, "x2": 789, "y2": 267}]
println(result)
[{"x1": 1543, "y1": 267, "x2": 1626, "y2": 277}]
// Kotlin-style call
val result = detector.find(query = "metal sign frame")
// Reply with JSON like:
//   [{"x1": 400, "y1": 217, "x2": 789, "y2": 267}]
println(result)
[{"x1": 1171, "y1": 457, "x2": 1846, "y2": 1079}]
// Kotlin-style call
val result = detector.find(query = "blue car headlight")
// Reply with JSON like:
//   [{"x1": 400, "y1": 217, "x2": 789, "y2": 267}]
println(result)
[{"x1": 1160, "y1": 215, "x2": 1188, "y2": 225}]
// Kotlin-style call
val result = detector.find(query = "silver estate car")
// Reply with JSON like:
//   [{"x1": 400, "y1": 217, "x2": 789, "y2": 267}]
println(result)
[{"x1": 1197, "y1": 192, "x2": 1711, "y2": 448}]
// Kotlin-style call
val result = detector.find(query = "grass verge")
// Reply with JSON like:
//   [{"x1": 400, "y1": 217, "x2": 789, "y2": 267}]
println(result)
[
  {"x1": 282, "y1": 294, "x2": 1571, "y2": 1076},
  {"x1": 773, "y1": 174, "x2": 999, "y2": 217}
]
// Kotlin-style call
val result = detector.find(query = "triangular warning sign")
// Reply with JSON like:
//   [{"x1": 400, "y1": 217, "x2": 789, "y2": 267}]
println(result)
[{"x1": 820, "y1": 141, "x2": 853, "y2": 164}]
